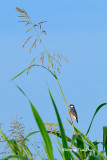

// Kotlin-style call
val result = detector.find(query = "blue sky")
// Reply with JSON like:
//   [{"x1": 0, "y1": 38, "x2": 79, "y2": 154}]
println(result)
[{"x1": 0, "y1": 0, "x2": 107, "y2": 158}]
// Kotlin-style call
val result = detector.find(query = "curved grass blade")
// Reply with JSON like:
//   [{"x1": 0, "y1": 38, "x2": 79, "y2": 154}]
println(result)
[
  {"x1": 72, "y1": 150, "x2": 82, "y2": 160},
  {"x1": 86, "y1": 103, "x2": 107, "y2": 136},
  {"x1": 56, "y1": 135, "x2": 65, "y2": 160},
  {"x1": 48, "y1": 88, "x2": 72, "y2": 160},
  {"x1": 0, "y1": 129, "x2": 19, "y2": 155},
  {"x1": 20, "y1": 143, "x2": 33, "y2": 158},
  {"x1": 21, "y1": 131, "x2": 39, "y2": 144},
  {"x1": 17, "y1": 86, "x2": 54, "y2": 160},
  {"x1": 10, "y1": 64, "x2": 57, "y2": 81},
  {"x1": 0, "y1": 129, "x2": 33, "y2": 158},
  {"x1": 29, "y1": 101, "x2": 54, "y2": 160},
  {"x1": 2, "y1": 155, "x2": 29, "y2": 160},
  {"x1": 8, "y1": 139, "x2": 21, "y2": 155}
]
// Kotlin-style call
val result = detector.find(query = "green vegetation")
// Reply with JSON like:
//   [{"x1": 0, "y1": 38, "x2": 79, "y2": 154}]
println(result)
[{"x1": 0, "y1": 7, "x2": 107, "y2": 160}]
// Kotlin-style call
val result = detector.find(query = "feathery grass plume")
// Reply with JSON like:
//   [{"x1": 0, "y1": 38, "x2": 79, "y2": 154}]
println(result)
[
  {"x1": 16, "y1": 7, "x2": 68, "y2": 80},
  {"x1": 16, "y1": 7, "x2": 68, "y2": 75},
  {"x1": 45, "y1": 52, "x2": 63, "y2": 74},
  {"x1": 0, "y1": 117, "x2": 37, "y2": 159},
  {"x1": 8, "y1": 117, "x2": 25, "y2": 142},
  {"x1": 16, "y1": 7, "x2": 29, "y2": 17}
]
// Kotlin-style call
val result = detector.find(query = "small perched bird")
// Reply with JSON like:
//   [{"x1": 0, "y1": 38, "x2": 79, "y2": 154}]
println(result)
[{"x1": 68, "y1": 104, "x2": 78, "y2": 123}]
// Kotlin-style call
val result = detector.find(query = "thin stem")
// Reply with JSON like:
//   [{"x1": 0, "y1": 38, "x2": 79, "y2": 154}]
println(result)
[{"x1": 56, "y1": 80, "x2": 75, "y2": 133}]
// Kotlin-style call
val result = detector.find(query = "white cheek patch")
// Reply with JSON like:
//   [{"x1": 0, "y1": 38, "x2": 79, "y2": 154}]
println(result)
[{"x1": 70, "y1": 105, "x2": 74, "y2": 108}]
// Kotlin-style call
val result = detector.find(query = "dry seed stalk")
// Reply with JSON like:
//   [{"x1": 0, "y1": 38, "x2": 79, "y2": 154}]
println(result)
[
  {"x1": 33, "y1": 24, "x2": 38, "y2": 27},
  {"x1": 18, "y1": 15, "x2": 27, "y2": 18},
  {"x1": 63, "y1": 56, "x2": 68, "y2": 63},
  {"x1": 23, "y1": 9, "x2": 29, "y2": 17},
  {"x1": 40, "y1": 53, "x2": 44, "y2": 65},
  {"x1": 16, "y1": 7, "x2": 24, "y2": 13},
  {"x1": 38, "y1": 21, "x2": 47, "y2": 30},
  {"x1": 29, "y1": 39, "x2": 37, "y2": 54},
  {"x1": 19, "y1": 20, "x2": 29, "y2": 23},
  {"x1": 16, "y1": 7, "x2": 29, "y2": 18},
  {"x1": 26, "y1": 28, "x2": 32, "y2": 33},
  {"x1": 22, "y1": 36, "x2": 32, "y2": 48},
  {"x1": 25, "y1": 22, "x2": 30, "y2": 27},
  {"x1": 38, "y1": 21, "x2": 47, "y2": 24},
  {"x1": 52, "y1": 56, "x2": 61, "y2": 67},
  {"x1": 57, "y1": 53, "x2": 61, "y2": 61}
]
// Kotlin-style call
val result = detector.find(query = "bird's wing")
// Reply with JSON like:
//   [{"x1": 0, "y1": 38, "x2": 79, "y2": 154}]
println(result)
[{"x1": 70, "y1": 107, "x2": 78, "y2": 121}]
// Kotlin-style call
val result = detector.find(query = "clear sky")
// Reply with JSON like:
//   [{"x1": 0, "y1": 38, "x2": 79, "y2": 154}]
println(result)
[{"x1": 0, "y1": 0, "x2": 107, "y2": 158}]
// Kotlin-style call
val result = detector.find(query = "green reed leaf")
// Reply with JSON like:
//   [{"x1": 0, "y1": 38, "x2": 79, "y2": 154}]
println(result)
[
  {"x1": 2, "y1": 155, "x2": 29, "y2": 160},
  {"x1": 29, "y1": 101, "x2": 54, "y2": 160},
  {"x1": 0, "y1": 129, "x2": 19, "y2": 155},
  {"x1": 70, "y1": 124, "x2": 107, "y2": 160},
  {"x1": 86, "y1": 103, "x2": 107, "y2": 136},
  {"x1": 16, "y1": 86, "x2": 54, "y2": 160},
  {"x1": 48, "y1": 88, "x2": 72, "y2": 160}
]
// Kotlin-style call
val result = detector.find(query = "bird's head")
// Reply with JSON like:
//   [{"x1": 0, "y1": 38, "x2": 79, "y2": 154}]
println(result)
[{"x1": 68, "y1": 104, "x2": 75, "y2": 108}]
